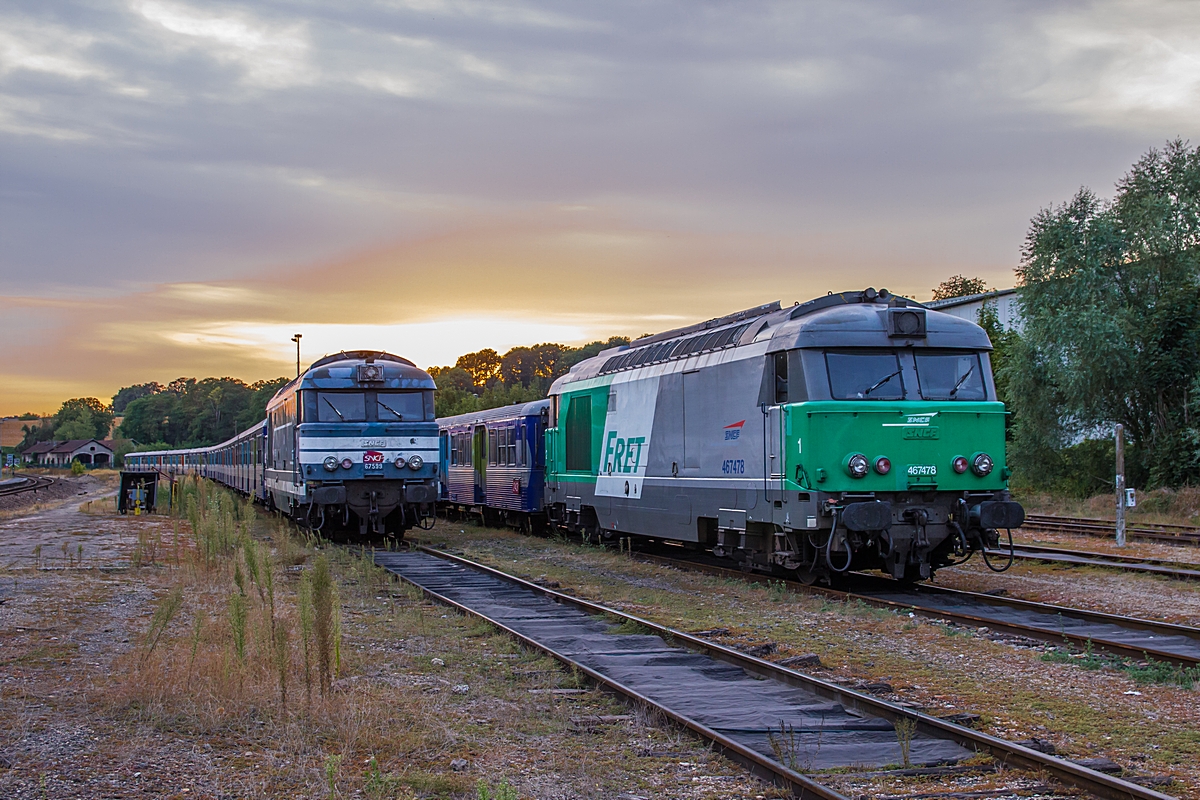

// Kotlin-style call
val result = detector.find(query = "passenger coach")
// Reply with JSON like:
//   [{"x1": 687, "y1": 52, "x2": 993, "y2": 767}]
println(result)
[{"x1": 438, "y1": 400, "x2": 549, "y2": 531}]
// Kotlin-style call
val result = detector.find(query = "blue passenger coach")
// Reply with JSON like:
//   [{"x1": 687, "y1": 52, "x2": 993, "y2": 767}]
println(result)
[{"x1": 438, "y1": 399, "x2": 549, "y2": 531}]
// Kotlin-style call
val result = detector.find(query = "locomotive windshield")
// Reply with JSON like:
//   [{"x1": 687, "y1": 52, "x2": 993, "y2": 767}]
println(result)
[
  {"x1": 316, "y1": 392, "x2": 367, "y2": 422},
  {"x1": 826, "y1": 352, "x2": 904, "y2": 400},
  {"x1": 914, "y1": 352, "x2": 986, "y2": 400},
  {"x1": 375, "y1": 392, "x2": 427, "y2": 421},
  {"x1": 308, "y1": 390, "x2": 433, "y2": 422}
]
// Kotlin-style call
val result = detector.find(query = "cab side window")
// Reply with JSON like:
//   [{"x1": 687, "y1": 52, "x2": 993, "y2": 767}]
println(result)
[{"x1": 773, "y1": 351, "x2": 788, "y2": 404}]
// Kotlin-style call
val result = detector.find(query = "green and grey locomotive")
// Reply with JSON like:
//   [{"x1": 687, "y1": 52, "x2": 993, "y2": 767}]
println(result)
[{"x1": 541, "y1": 289, "x2": 1023, "y2": 583}]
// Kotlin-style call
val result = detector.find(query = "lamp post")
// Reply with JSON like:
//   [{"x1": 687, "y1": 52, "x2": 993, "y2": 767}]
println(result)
[{"x1": 291, "y1": 333, "x2": 302, "y2": 378}]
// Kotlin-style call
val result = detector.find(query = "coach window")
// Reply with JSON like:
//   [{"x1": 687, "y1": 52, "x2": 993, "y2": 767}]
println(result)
[{"x1": 772, "y1": 351, "x2": 788, "y2": 404}]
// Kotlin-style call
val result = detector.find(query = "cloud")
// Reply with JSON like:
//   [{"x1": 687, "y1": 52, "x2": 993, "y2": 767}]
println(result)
[
  {"x1": 991, "y1": 0, "x2": 1200, "y2": 131},
  {"x1": 2, "y1": 0, "x2": 1195, "y2": 412},
  {"x1": 133, "y1": 0, "x2": 314, "y2": 89}
]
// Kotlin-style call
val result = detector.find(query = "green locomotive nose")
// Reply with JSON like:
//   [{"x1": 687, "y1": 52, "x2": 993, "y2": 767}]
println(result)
[{"x1": 787, "y1": 401, "x2": 1009, "y2": 493}]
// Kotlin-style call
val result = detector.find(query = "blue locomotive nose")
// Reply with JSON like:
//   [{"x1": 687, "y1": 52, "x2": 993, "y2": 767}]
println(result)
[{"x1": 119, "y1": 351, "x2": 440, "y2": 539}]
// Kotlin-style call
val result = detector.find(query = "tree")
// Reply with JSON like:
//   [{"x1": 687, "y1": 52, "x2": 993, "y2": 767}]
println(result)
[
  {"x1": 931, "y1": 275, "x2": 990, "y2": 301},
  {"x1": 55, "y1": 398, "x2": 114, "y2": 440},
  {"x1": 1012, "y1": 139, "x2": 1200, "y2": 489},
  {"x1": 428, "y1": 337, "x2": 632, "y2": 418},
  {"x1": 56, "y1": 409, "x2": 98, "y2": 440},
  {"x1": 117, "y1": 375, "x2": 288, "y2": 447},
  {"x1": 112, "y1": 382, "x2": 163, "y2": 414},
  {"x1": 428, "y1": 367, "x2": 475, "y2": 392},
  {"x1": 976, "y1": 302, "x2": 1019, "y2": 436},
  {"x1": 455, "y1": 349, "x2": 503, "y2": 388}
]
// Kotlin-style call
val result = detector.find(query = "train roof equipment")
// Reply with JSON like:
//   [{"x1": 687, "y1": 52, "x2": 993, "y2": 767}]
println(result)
[{"x1": 552, "y1": 288, "x2": 992, "y2": 388}]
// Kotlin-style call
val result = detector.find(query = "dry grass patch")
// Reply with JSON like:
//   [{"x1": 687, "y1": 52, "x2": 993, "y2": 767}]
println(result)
[{"x1": 0, "y1": 479, "x2": 779, "y2": 799}]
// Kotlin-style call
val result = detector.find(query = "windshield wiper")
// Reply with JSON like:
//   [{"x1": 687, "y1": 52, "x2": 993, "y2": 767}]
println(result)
[
  {"x1": 322, "y1": 396, "x2": 345, "y2": 421},
  {"x1": 863, "y1": 369, "x2": 902, "y2": 397},
  {"x1": 948, "y1": 364, "x2": 976, "y2": 398},
  {"x1": 377, "y1": 399, "x2": 404, "y2": 420}
]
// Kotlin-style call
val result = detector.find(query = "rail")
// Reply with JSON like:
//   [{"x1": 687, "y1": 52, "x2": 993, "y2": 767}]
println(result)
[{"x1": 379, "y1": 546, "x2": 1177, "y2": 800}]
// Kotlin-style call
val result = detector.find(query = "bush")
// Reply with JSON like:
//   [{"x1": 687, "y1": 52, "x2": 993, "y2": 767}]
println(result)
[{"x1": 71, "y1": 460, "x2": 86, "y2": 476}]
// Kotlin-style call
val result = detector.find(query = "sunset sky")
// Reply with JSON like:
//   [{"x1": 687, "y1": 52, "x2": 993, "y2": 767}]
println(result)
[{"x1": 3, "y1": 1, "x2": 1198, "y2": 414}]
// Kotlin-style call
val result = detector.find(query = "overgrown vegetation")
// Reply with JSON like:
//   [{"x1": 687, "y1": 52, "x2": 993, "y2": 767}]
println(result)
[
  {"x1": 1040, "y1": 642, "x2": 1200, "y2": 689},
  {"x1": 1009, "y1": 138, "x2": 1200, "y2": 491},
  {"x1": 110, "y1": 476, "x2": 347, "y2": 745}
]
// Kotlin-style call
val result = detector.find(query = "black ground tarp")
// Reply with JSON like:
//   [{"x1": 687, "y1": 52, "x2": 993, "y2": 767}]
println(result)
[
  {"x1": 376, "y1": 551, "x2": 970, "y2": 771},
  {"x1": 866, "y1": 589, "x2": 1200, "y2": 662}
]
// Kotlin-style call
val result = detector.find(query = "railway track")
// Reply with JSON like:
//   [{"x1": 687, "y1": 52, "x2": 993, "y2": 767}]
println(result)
[
  {"x1": 635, "y1": 552, "x2": 1200, "y2": 668},
  {"x1": 992, "y1": 543, "x2": 1200, "y2": 581},
  {"x1": 376, "y1": 546, "x2": 1177, "y2": 800},
  {"x1": 1024, "y1": 513, "x2": 1200, "y2": 546},
  {"x1": 0, "y1": 473, "x2": 55, "y2": 498}
]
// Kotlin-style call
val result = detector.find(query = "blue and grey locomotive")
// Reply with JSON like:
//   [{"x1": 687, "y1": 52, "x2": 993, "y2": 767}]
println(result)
[{"x1": 125, "y1": 350, "x2": 439, "y2": 536}]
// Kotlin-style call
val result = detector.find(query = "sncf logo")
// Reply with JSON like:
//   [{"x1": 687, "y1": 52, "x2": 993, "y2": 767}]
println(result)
[{"x1": 724, "y1": 420, "x2": 745, "y2": 441}]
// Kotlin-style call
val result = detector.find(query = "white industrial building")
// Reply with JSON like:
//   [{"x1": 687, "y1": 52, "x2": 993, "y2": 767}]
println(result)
[{"x1": 925, "y1": 288, "x2": 1022, "y2": 332}]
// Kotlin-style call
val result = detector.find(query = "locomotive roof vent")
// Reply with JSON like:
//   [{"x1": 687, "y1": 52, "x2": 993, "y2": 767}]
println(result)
[{"x1": 887, "y1": 307, "x2": 927, "y2": 338}]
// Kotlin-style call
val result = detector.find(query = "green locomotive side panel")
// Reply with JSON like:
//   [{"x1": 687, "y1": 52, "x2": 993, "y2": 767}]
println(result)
[
  {"x1": 784, "y1": 400, "x2": 1008, "y2": 493},
  {"x1": 546, "y1": 381, "x2": 613, "y2": 485}
]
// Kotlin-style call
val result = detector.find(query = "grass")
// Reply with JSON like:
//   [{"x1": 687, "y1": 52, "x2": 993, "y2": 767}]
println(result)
[
  {"x1": 16, "y1": 477, "x2": 773, "y2": 799},
  {"x1": 1041, "y1": 642, "x2": 1200, "y2": 689}
]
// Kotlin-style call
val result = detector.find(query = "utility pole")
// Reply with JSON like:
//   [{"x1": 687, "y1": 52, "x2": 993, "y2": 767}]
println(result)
[
  {"x1": 291, "y1": 333, "x2": 302, "y2": 378},
  {"x1": 1115, "y1": 423, "x2": 1126, "y2": 547}
]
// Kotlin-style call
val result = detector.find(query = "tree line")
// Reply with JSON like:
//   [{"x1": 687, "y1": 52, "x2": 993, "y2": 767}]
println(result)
[
  {"x1": 426, "y1": 338, "x2": 630, "y2": 418},
  {"x1": 15, "y1": 376, "x2": 290, "y2": 455}
]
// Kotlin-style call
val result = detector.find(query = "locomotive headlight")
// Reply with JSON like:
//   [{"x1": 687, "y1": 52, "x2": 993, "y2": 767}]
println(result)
[
  {"x1": 845, "y1": 453, "x2": 869, "y2": 478},
  {"x1": 971, "y1": 452, "x2": 993, "y2": 477},
  {"x1": 394, "y1": 454, "x2": 405, "y2": 468},
  {"x1": 873, "y1": 456, "x2": 891, "y2": 475},
  {"x1": 340, "y1": 457, "x2": 353, "y2": 470},
  {"x1": 322, "y1": 456, "x2": 338, "y2": 472},
  {"x1": 407, "y1": 454, "x2": 424, "y2": 470},
  {"x1": 952, "y1": 456, "x2": 969, "y2": 474}
]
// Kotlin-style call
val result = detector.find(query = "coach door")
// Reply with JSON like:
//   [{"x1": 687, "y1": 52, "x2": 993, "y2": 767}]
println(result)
[{"x1": 473, "y1": 425, "x2": 487, "y2": 504}]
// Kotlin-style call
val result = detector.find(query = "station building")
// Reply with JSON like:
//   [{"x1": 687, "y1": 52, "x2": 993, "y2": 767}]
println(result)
[{"x1": 22, "y1": 439, "x2": 116, "y2": 467}]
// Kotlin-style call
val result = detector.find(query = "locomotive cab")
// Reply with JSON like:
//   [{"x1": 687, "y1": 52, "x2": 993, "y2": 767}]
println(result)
[{"x1": 739, "y1": 291, "x2": 1023, "y2": 582}]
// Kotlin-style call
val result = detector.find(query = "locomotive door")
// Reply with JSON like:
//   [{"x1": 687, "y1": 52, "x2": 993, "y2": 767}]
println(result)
[{"x1": 765, "y1": 405, "x2": 785, "y2": 502}]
